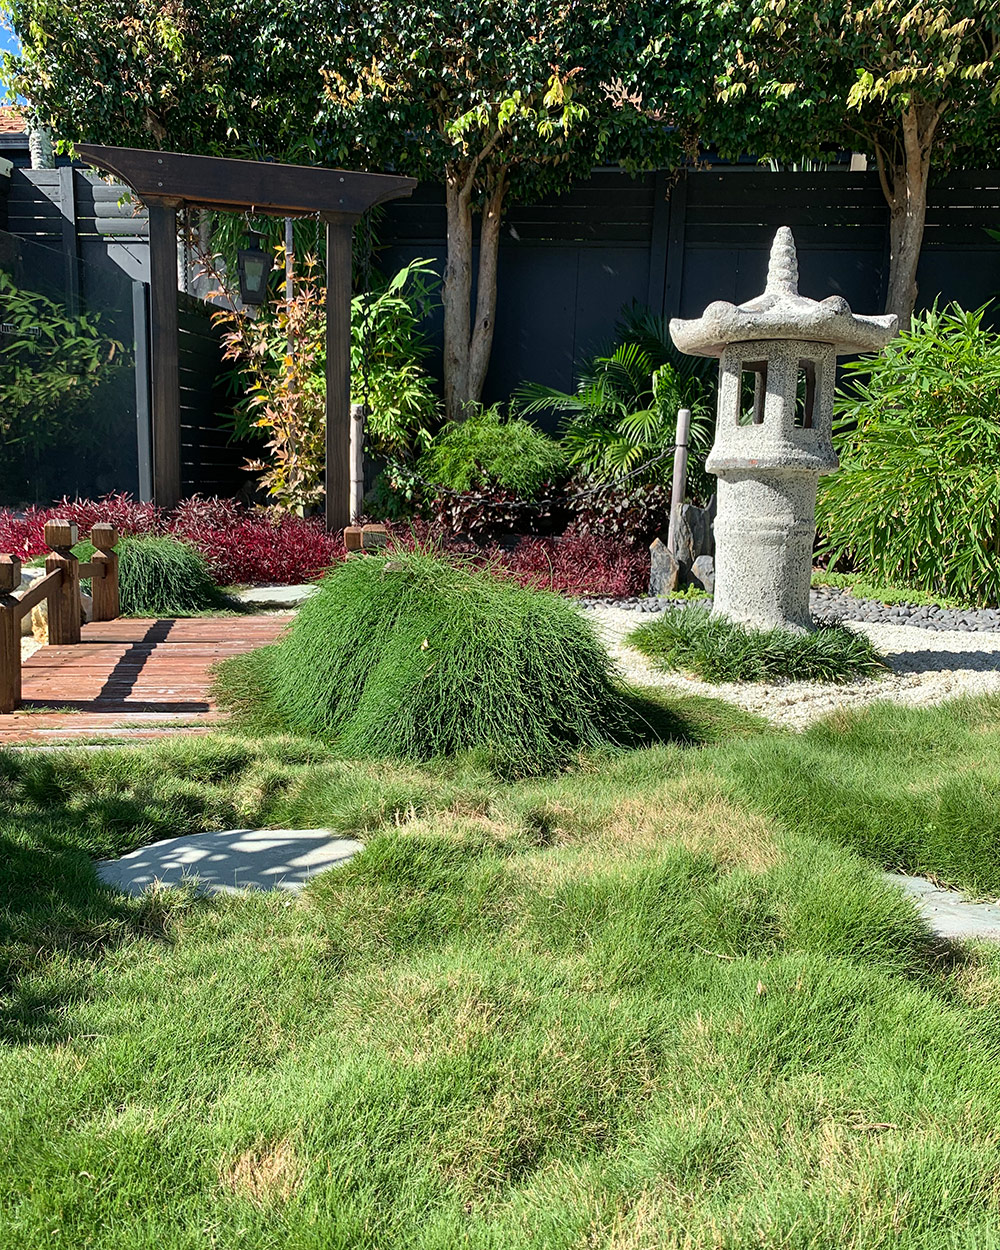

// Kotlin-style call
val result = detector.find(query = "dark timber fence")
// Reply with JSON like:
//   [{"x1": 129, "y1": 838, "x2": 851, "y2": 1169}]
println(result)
[
  {"x1": 3, "y1": 162, "x2": 999, "y2": 474},
  {"x1": 378, "y1": 167, "x2": 1000, "y2": 417},
  {"x1": 0, "y1": 167, "x2": 248, "y2": 502}
]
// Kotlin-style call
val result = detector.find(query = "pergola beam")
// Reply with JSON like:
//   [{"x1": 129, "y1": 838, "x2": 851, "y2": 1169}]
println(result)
[{"x1": 76, "y1": 145, "x2": 416, "y2": 530}]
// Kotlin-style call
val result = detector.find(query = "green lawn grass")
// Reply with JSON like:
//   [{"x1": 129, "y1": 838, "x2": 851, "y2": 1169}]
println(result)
[{"x1": 4, "y1": 698, "x2": 1000, "y2": 1247}]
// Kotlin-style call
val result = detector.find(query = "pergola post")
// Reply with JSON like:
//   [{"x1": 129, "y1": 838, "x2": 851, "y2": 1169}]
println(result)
[
  {"x1": 324, "y1": 217, "x2": 354, "y2": 534},
  {"x1": 147, "y1": 198, "x2": 182, "y2": 508}
]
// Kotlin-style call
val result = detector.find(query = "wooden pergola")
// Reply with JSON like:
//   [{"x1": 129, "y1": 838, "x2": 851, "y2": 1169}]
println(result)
[{"x1": 77, "y1": 145, "x2": 416, "y2": 531}]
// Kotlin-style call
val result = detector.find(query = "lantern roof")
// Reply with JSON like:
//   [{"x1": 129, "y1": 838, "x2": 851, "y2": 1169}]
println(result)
[{"x1": 670, "y1": 227, "x2": 897, "y2": 358}]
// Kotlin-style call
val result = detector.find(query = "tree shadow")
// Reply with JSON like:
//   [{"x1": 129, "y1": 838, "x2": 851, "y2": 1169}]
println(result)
[{"x1": 0, "y1": 823, "x2": 196, "y2": 1046}]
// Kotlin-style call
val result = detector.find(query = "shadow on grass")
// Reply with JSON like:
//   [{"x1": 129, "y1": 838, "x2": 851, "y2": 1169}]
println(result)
[{"x1": 619, "y1": 684, "x2": 771, "y2": 749}]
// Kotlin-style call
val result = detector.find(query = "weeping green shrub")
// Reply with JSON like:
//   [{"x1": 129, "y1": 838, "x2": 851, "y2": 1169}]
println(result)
[
  {"x1": 215, "y1": 549, "x2": 629, "y2": 774},
  {"x1": 31, "y1": 533, "x2": 226, "y2": 615},
  {"x1": 109, "y1": 535, "x2": 226, "y2": 616},
  {"x1": 817, "y1": 304, "x2": 1000, "y2": 606}
]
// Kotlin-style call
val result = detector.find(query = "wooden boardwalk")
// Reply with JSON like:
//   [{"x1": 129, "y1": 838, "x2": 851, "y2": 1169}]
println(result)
[{"x1": 0, "y1": 615, "x2": 292, "y2": 744}]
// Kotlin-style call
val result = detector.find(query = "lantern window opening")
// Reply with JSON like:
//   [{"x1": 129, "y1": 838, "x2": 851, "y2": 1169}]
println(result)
[
  {"x1": 794, "y1": 359, "x2": 817, "y2": 429},
  {"x1": 738, "y1": 360, "x2": 768, "y2": 426}
]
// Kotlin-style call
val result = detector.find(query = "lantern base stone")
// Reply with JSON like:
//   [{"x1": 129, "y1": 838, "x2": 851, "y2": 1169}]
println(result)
[{"x1": 710, "y1": 469, "x2": 817, "y2": 634}]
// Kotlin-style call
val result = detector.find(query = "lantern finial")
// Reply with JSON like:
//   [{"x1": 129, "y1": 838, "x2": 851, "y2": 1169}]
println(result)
[{"x1": 765, "y1": 226, "x2": 799, "y2": 296}]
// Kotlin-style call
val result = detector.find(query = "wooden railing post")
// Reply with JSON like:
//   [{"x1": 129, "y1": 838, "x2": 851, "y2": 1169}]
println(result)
[
  {"x1": 90, "y1": 524, "x2": 120, "y2": 622},
  {"x1": 0, "y1": 555, "x2": 21, "y2": 714},
  {"x1": 44, "y1": 519, "x2": 80, "y2": 646}
]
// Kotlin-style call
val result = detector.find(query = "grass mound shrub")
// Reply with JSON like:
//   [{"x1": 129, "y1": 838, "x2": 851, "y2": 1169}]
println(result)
[
  {"x1": 817, "y1": 304, "x2": 1000, "y2": 606},
  {"x1": 111, "y1": 535, "x2": 227, "y2": 616},
  {"x1": 217, "y1": 549, "x2": 629, "y2": 773},
  {"x1": 630, "y1": 605, "x2": 886, "y2": 684}
]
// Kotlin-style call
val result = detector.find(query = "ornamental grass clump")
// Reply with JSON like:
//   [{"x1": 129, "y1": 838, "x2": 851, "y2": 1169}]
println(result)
[
  {"x1": 111, "y1": 535, "x2": 228, "y2": 616},
  {"x1": 630, "y1": 605, "x2": 885, "y2": 684},
  {"x1": 217, "y1": 549, "x2": 628, "y2": 774}
]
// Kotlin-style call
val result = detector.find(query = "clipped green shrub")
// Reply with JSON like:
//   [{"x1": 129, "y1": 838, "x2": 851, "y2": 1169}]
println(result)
[
  {"x1": 629, "y1": 606, "x2": 886, "y2": 684},
  {"x1": 417, "y1": 404, "x2": 568, "y2": 498},
  {"x1": 817, "y1": 304, "x2": 1000, "y2": 606},
  {"x1": 215, "y1": 549, "x2": 628, "y2": 774},
  {"x1": 111, "y1": 535, "x2": 227, "y2": 616}
]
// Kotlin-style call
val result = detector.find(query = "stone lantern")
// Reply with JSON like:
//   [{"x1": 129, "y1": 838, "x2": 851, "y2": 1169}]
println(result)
[{"x1": 670, "y1": 227, "x2": 896, "y2": 632}]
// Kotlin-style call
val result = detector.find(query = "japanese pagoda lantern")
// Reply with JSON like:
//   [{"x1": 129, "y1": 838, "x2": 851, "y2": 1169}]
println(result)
[{"x1": 670, "y1": 227, "x2": 897, "y2": 632}]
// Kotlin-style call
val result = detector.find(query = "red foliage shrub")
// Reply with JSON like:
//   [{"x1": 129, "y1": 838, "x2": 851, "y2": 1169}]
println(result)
[
  {"x1": 51, "y1": 492, "x2": 164, "y2": 537},
  {"x1": 0, "y1": 506, "x2": 49, "y2": 561},
  {"x1": 0, "y1": 493, "x2": 342, "y2": 585},
  {"x1": 381, "y1": 520, "x2": 648, "y2": 598},
  {"x1": 496, "y1": 533, "x2": 648, "y2": 597},
  {"x1": 173, "y1": 513, "x2": 340, "y2": 585},
  {"x1": 567, "y1": 481, "x2": 670, "y2": 549},
  {"x1": 427, "y1": 481, "x2": 566, "y2": 544},
  {"x1": 1, "y1": 494, "x2": 646, "y2": 595}
]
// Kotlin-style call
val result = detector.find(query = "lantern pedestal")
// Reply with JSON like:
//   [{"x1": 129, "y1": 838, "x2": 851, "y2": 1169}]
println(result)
[
  {"x1": 670, "y1": 228, "x2": 897, "y2": 635},
  {"x1": 712, "y1": 470, "x2": 820, "y2": 633}
]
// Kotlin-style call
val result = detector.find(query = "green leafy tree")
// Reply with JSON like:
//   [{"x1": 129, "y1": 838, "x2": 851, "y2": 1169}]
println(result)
[
  {"x1": 314, "y1": 0, "x2": 680, "y2": 422},
  {"x1": 699, "y1": 0, "x2": 1000, "y2": 327},
  {"x1": 0, "y1": 0, "x2": 309, "y2": 156}
]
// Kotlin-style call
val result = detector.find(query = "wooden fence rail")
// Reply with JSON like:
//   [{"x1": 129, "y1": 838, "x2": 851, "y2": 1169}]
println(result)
[{"x1": 0, "y1": 518, "x2": 119, "y2": 713}]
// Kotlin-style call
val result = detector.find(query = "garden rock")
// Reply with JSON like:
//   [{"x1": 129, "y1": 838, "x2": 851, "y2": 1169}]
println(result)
[
  {"x1": 885, "y1": 873, "x2": 1000, "y2": 943},
  {"x1": 648, "y1": 539, "x2": 680, "y2": 596},
  {"x1": 674, "y1": 502, "x2": 714, "y2": 568},
  {"x1": 691, "y1": 555, "x2": 716, "y2": 594},
  {"x1": 234, "y1": 584, "x2": 319, "y2": 610},
  {"x1": 16, "y1": 566, "x2": 46, "y2": 637},
  {"x1": 30, "y1": 590, "x2": 92, "y2": 644}
]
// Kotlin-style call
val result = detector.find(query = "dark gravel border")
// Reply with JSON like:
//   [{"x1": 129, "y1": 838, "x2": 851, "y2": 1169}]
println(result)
[{"x1": 576, "y1": 585, "x2": 1000, "y2": 634}]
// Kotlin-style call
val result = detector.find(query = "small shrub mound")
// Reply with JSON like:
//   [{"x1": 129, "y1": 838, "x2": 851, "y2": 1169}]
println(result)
[
  {"x1": 630, "y1": 606, "x2": 886, "y2": 684},
  {"x1": 113, "y1": 535, "x2": 228, "y2": 616},
  {"x1": 216, "y1": 549, "x2": 629, "y2": 773}
]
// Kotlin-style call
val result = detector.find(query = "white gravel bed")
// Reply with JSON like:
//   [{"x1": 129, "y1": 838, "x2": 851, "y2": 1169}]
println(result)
[
  {"x1": 20, "y1": 636, "x2": 41, "y2": 664},
  {"x1": 589, "y1": 605, "x2": 1000, "y2": 729}
]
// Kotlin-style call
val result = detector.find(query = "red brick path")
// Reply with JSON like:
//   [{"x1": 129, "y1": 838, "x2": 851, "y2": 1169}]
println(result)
[{"x1": 0, "y1": 615, "x2": 292, "y2": 744}]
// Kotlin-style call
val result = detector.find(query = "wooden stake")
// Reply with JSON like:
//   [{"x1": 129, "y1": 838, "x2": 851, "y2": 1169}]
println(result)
[
  {"x1": 666, "y1": 408, "x2": 692, "y2": 558},
  {"x1": 350, "y1": 403, "x2": 365, "y2": 524},
  {"x1": 0, "y1": 555, "x2": 21, "y2": 713},
  {"x1": 44, "y1": 519, "x2": 80, "y2": 646},
  {"x1": 90, "y1": 524, "x2": 120, "y2": 622}
]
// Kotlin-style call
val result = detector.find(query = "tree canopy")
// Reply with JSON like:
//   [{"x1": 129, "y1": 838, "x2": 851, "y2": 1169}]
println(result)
[{"x1": 702, "y1": 0, "x2": 1000, "y2": 323}]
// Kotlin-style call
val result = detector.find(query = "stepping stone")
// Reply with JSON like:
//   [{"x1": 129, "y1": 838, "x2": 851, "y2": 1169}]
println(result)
[
  {"x1": 885, "y1": 872, "x2": 1000, "y2": 943},
  {"x1": 233, "y1": 584, "x2": 318, "y2": 609},
  {"x1": 97, "y1": 829, "x2": 362, "y2": 896}
]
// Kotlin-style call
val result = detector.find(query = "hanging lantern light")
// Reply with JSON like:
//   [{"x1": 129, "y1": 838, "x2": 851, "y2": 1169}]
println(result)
[{"x1": 237, "y1": 230, "x2": 272, "y2": 306}]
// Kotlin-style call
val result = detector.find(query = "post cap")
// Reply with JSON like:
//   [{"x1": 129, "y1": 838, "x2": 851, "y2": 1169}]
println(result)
[
  {"x1": 361, "y1": 524, "x2": 388, "y2": 550},
  {"x1": 0, "y1": 554, "x2": 21, "y2": 592},
  {"x1": 44, "y1": 519, "x2": 79, "y2": 549},
  {"x1": 90, "y1": 524, "x2": 119, "y2": 550}
]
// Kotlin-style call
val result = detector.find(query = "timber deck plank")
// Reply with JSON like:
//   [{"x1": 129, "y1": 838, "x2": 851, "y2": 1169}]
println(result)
[{"x1": 0, "y1": 615, "x2": 292, "y2": 743}]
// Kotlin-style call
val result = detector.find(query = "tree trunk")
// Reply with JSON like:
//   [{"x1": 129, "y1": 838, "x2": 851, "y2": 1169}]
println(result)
[
  {"x1": 466, "y1": 179, "x2": 506, "y2": 404},
  {"x1": 441, "y1": 169, "x2": 507, "y2": 421},
  {"x1": 878, "y1": 105, "x2": 939, "y2": 331},
  {"x1": 442, "y1": 175, "x2": 473, "y2": 422}
]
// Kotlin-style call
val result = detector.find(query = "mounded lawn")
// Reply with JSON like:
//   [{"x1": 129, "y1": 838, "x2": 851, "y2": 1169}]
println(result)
[{"x1": 4, "y1": 695, "x2": 1000, "y2": 1247}]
